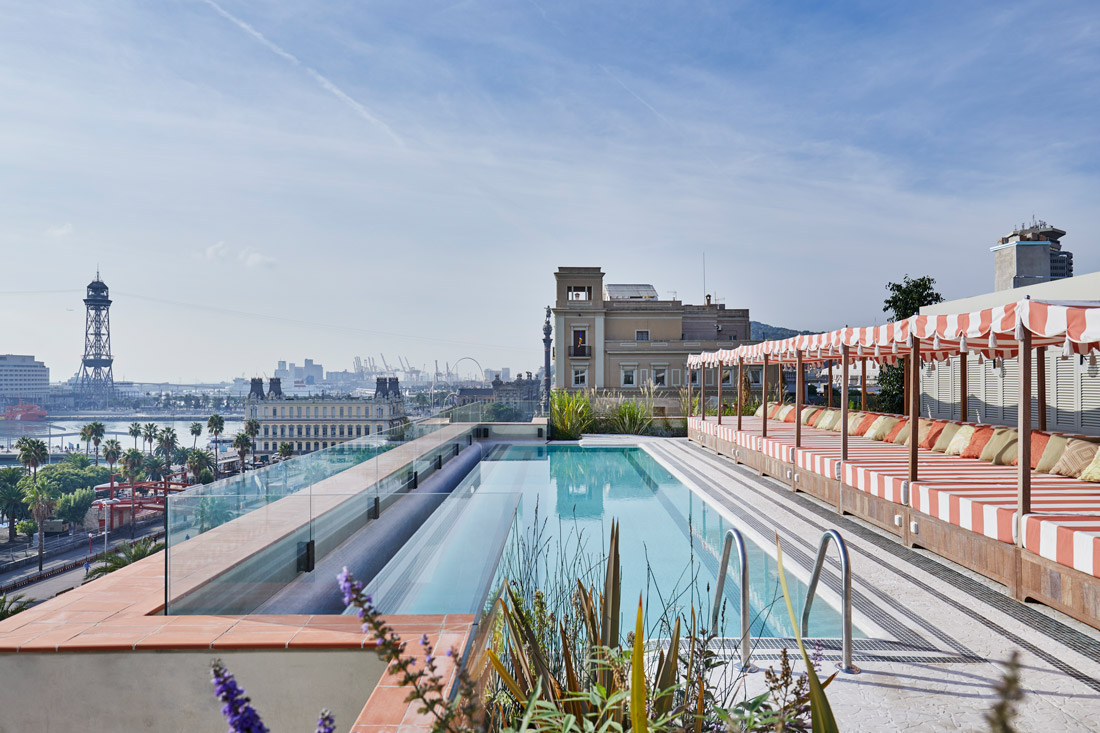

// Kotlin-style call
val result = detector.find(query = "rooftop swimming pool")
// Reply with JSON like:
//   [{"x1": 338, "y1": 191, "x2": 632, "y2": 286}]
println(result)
[{"x1": 366, "y1": 444, "x2": 860, "y2": 639}]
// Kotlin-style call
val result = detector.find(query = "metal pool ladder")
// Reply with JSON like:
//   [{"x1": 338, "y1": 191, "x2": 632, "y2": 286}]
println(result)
[
  {"x1": 711, "y1": 528, "x2": 757, "y2": 672},
  {"x1": 801, "y1": 529, "x2": 860, "y2": 674}
]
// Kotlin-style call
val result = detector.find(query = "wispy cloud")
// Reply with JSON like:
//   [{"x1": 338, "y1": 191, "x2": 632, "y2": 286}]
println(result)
[
  {"x1": 45, "y1": 223, "x2": 73, "y2": 237},
  {"x1": 204, "y1": 241, "x2": 276, "y2": 270},
  {"x1": 198, "y1": 0, "x2": 404, "y2": 147}
]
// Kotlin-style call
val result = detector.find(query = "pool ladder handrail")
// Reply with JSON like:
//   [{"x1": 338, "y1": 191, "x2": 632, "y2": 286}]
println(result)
[
  {"x1": 711, "y1": 528, "x2": 757, "y2": 673},
  {"x1": 800, "y1": 529, "x2": 860, "y2": 674}
]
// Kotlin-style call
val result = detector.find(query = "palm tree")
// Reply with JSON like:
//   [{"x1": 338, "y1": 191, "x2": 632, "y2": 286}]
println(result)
[
  {"x1": 119, "y1": 449, "x2": 144, "y2": 539},
  {"x1": 89, "y1": 421, "x2": 106, "y2": 465},
  {"x1": 190, "y1": 422, "x2": 203, "y2": 449},
  {"x1": 79, "y1": 424, "x2": 93, "y2": 457},
  {"x1": 278, "y1": 442, "x2": 294, "y2": 459},
  {"x1": 141, "y1": 423, "x2": 158, "y2": 456},
  {"x1": 23, "y1": 476, "x2": 59, "y2": 572},
  {"x1": 144, "y1": 456, "x2": 166, "y2": 483},
  {"x1": 128, "y1": 422, "x2": 142, "y2": 451},
  {"x1": 85, "y1": 537, "x2": 164, "y2": 581},
  {"x1": 0, "y1": 468, "x2": 26, "y2": 544},
  {"x1": 232, "y1": 432, "x2": 251, "y2": 476},
  {"x1": 102, "y1": 438, "x2": 122, "y2": 478},
  {"x1": 194, "y1": 496, "x2": 231, "y2": 534},
  {"x1": 244, "y1": 419, "x2": 260, "y2": 469},
  {"x1": 185, "y1": 449, "x2": 212, "y2": 485},
  {"x1": 157, "y1": 427, "x2": 178, "y2": 475},
  {"x1": 207, "y1": 413, "x2": 225, "y2": 476},
  {"x1": 0, "y1": 593, "x2": 31, "y2": 620}
]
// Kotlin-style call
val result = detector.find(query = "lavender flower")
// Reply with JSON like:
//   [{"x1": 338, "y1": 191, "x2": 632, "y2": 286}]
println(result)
[
  {"x1": 810, "y1": 640, "x2": 824, "y2": 673},
  {"x1": 210, "y1": 660, "x2": 269, "y2": 733},
  {"x1": 315, "y1": 709, "x2": 336, "y2": 733}
]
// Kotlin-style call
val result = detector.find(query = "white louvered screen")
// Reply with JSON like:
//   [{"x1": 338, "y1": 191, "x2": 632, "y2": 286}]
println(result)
[
  {"x1": 967, "y1": 356, "x2": 982, "y2": 424},
  {"x1": 1054, "y1": 355, "x2": 1078, "y2": 430},
  {"x1": 983, "y1": 359, "x2": 1001, "y2": 424},
  {"x1": 1002, "y1": 357, "x2": 1019, "y2": 426},
  {"x1": 1080, "y1": 357, "x2": 1100, "y2": 434}
]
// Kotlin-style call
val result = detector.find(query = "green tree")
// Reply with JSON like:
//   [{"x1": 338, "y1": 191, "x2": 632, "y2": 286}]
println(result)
[
  {"x1": 232, "y1": 432, "x2": 251, "y2": 475},
  {"x1": 22, "y1": 476, "x2": 59, "y2": 571},
  {"x1": 144, "y1": 456, "x2": 166, "y2": 483},
  {"x1": 207, "y1": 413, "x2": 225, "y2": 476},
  {"x1": 102, "y1": 438, "x2": 122, "y2": 477},
  {"x1": 56, "y1": 488, "x2": 95, "y2": 526},
  {"x1": 186, "y1": 449, "x2": 213, "y2": 485},
  {"x1": 278, "y1": 442, "x2": 294, "y2": 459},
  {"x1": 244, "y1": 419, "x2": 260, "y2": 469},
  {"x1": 141, "y1": 423, "x2": 158, "y2": 456},
  {"x1": 63, "y1": 452, "x2": 90, "y2": 469},
  {"x1": 88, "y1": 421, "x2": 106, "y2": 465},
  {"x1": 157, "y1": 427, "x2": 179, "y2": 474},
  {"x1": 120, "y1": 449, "x2": 144, "y2": 539},
  {"x1": 0, "y1": 467, "x2": 27, "y2": 543},
  {"x1": 85, "y1": 537, "x2": 164, "y2": 581},
  {"x1": 878, "y1": 275, "x2": 944, "y2": 414},
  {"x1": 79, "y1": 423, "x2": 93, "y2": 457},
  {"x1": 128, "y1": 422, "x2": 142, "y2": 451},
  {"x1": 194, "y1": 496, "x2": 230, "y2": 533},
  {"x1": 190, "y1": 422, "x2": 203, "y2": 449},
  {"x1": 0, "y1": 594, "x2": 31, "y2": 620}
]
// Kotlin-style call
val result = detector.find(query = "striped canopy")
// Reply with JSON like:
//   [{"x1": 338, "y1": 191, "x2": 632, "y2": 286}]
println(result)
[{"x1": 687, "y1": 298, "x2": 1100, "y2": 368}]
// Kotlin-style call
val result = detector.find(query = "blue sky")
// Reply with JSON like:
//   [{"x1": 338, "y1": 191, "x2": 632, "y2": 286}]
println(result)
[{"x1": 3, "y1": 1, "x2": 1099, "y2": 382}]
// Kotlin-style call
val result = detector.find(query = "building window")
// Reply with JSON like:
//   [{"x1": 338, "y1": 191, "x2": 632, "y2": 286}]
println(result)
[
  {"x1": 296, "y1": 406, "x2": 302, "y2": 418},
  {"x1": 263, "y1": 426, "x2": 269, "y2": 437},
  {"x1": 322, "y1": 425, "x2": 328, "y2": 437},
  {"x1": 314, "y1": 442, "x2": 319, "y2": 451},
  {"x1": 572, "y1": 367, "x2": 587, "y2": 387},
  {"x1": 635, "y1": 330, "x2": 650, "y2": 342},
  {"x1": 356, "y1": 425, "x2": 362, "y2": 437},
  {"x1": 376, "y1": 407, "x2": 383, "y2": 417},
  {"x1": 339, "y1": 425, "x2": 345, "y2": 437},
  {"x1": 296, "y1": 442, "x2": 302, "y2": 451},
  {"x1": 689, "y1": 370, "x2": 699, "y2": 385},
  {"x1": 297, "y1": 425, "x2": 303, "y2": 437},
  {"x1": 721, "y1": 369, "x2": 732, "y2": 385},
  {"x1": 339, "y1": 407, "x2": 344, "y2": 417},
  {"x1": 621, "y1": 366, "x2": 636, "y2": 387},
  {"x1": 364, "y1": 425, "x2": 370, "y2": 436},
  {"x1": 567, "y1": 285, "x2": 592, "y2": 301},
  {"x1": 653, "y1": 367, "x2": 667, "y2": 387},
  {"x1": 279, "y1": 425, "x2": 286, "y2": 437}
]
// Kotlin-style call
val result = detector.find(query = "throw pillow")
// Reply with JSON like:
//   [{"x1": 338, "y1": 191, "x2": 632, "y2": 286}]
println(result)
[
  {"x1": 854, "y1": 413, "x2": 879, "y2": 436},
  {"x1": 920, "y1": 421, "x2": 946, "y2": 450},
  {"x1": 1079, "y1": 448, "x2": 1100, "y2": 483},
  {"x1": 961, "y1": 426, "x2": 995, "y2": 460},
  {"x1": 886, "y1": 419, "x2": 909, "y2": 444},
  {"x1": 945, "y1": 425, "x2": 976, "y2": 455},
  {"x1": 865, "y1": 416, "x2": 898, "y2": 441},
  {"x1": 982, "y1": 429, "x2": 1019, "y2": 465},
  {"x1": 1036, "y1": 434, "x2": 1069, "y2": 473},
  {"x1": 932, "y1": 423, "x2": 961, "y2": 452},
  {"x1": 1050, "y1": 439, "x2": 1100, "y2": 479}
]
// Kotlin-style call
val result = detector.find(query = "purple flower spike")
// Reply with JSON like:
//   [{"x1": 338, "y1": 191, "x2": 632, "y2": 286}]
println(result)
[
  {"x1": 420, "y1": 633, "x2": 429, "y2": 647},
  {"x1": 211, "y1": 660, "x2": 269, "y2": 733},
  {"x1": 315, "y1": 709, "x2": 336, "y2": 733}
]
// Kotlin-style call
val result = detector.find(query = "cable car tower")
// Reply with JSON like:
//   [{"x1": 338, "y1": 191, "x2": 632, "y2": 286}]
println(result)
[{"x1": 77, "y1": 270, "x2": 115, "y2": 405}]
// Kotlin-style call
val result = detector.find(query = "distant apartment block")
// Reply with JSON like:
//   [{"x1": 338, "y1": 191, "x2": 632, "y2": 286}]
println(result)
[
  {"x1": 552, "y1": 267, "x2": 755, "y2": 409},
  {"x1": 0, "y1": 354, "x2": 49, "y2": 401},
  {"x1": 992, "y1": 221, "x2": 1074, "y2": 291},
  {"x1": 247, "y1": 377, "x2": 406, "y2": 455},
  {"x1": 274, "y1": 358, "x2": 325, "y2": 386}
]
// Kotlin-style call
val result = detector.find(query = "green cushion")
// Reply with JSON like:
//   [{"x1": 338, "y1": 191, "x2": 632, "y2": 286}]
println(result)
[
  {"x1": 932, "y1": 423, "x2": 961, "y2": 452},
  {"x1": 1036, "y1": 434, "x2": 1069, "y2": 474},
  {"x1": 865, "y1": 416, "x2": 897, "y2": 441}
]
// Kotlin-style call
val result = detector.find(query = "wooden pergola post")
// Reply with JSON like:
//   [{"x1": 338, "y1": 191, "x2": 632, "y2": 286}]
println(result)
[
  {"x1": 841, "y1": 345, "x2": 850, "y2": 461},
  {"x1": 1018, "y1": 331, "x2": 1033, "y2": 547},
  {"x1": 827, "y1": 360, "x2": 833, "y2": 408},
  {"x1": 1037, "y1": 345, "x2": 1047, "y2": 432},
  {"x1": 795, "y1": 350, "x2": 804, "y2": 448},
  {"x1": 762, "y1": 354, "x2": 769, "y2": 438},
  {"x1": 959, "y1": 352, "x2": 968, "y2": 423},
  {"x1": 717, "y1": 363, "x2": 723, "y2": 426},
  {"x1": 861, "y1": 358, "x2": 867, "y2": 410},
  {"x1": 903, "y1": 356, "x2": 909, "y2": 412},
  {"x1": 737, "y1": 358, "x2": 744, "y2": 432},
  {"x1": 700, "y1": 365, "x2": 706, "y2": 420},
  {"x1": 908, "y1": 340, "x2": 920, "y2": 483}
]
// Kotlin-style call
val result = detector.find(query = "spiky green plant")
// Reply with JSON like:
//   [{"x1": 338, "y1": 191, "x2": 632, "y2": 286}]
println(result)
[{"x1": 549, "y1": 390, "x2": 593, "y2": 440}]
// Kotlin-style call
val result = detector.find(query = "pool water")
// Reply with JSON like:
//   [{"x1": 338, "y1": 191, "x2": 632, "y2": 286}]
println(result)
[{"x1": 366, "y1": 444, "x2": 858, "y2": 639}]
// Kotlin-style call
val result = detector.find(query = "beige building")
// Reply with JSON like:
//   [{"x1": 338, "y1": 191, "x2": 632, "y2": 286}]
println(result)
[
  {"x1": 992, "y1": 221, "x2": 1073, "y2": 291},
  {"x1": 552, "y1": 267, "x2": 754, "y2": 411},
  {"x1": 247, "y1": 377, "x2": 406, "y2": 455}
]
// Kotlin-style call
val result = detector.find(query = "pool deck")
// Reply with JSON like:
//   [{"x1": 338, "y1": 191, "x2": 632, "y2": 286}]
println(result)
[{"x1": 619, "y1": 435, "x2": 1100, "y2": 730}]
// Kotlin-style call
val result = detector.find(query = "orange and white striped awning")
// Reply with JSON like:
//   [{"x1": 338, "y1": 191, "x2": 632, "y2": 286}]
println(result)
[{"x1": 687, "y1": 298, "x2": 1100, "y2": 369}]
